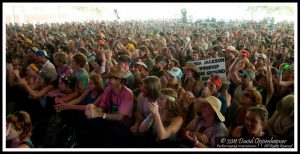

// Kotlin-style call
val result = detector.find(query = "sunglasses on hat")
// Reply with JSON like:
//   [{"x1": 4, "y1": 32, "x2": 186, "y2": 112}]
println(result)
[{"x1": 239, "y1": 73, "x2": 249, "y2": 78}]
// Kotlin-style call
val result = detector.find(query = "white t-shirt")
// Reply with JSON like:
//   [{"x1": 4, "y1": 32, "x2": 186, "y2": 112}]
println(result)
[{"x1": 42, "y1": 60, "x2": 58, "y2": 82}]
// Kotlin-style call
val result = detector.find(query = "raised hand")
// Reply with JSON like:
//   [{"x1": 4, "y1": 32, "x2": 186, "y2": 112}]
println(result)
[
  {"x1": 6, "y1": 123, "x2": 11, "y2": 137},
  {"x1": 7, "y1": 63, "x2": 14, "y2": 72},
  {"x1": 54, "y1": 97, "x2": 64, "y2": 112},
  {"x1": 148, "y1": 101, "x2": 159, "y2": 116}
]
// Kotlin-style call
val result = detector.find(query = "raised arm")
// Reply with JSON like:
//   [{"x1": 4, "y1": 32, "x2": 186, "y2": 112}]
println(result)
[
  {"x1": 149, "y1": 101, "x2": 183, "y2": 140},
  {"x1": 277, "y1": 63, "x2": 294, "y2": 88},
  {"x1": 66, "y1": 89, "x2": 89, "y2": 105},
  {"x1": 20, "y1": 79, "x2": 53, "y2": 99},
  {"x1": 229, "y1": 54, "x2": 244, "y2": 85},
  {"x1": 265, "y1": 58, "x2": 274, "y2": 105},
  {"x1": 138, "y1": 114, "x2": 154, "y2": 134}
]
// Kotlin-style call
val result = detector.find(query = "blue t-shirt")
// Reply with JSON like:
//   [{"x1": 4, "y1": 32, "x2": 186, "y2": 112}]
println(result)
[
  {"x1": 83, "y1": 91, "x2": 100, "y2": 105},
  {"x1": 217, "y1": 93, "x2": 227, "y2": 116}
]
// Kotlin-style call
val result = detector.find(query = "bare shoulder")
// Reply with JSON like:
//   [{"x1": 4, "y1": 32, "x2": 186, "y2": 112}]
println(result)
[
  {"x1": 16, "y1": 144, "x2": 30, "y2": 148},
  {"x1": 231, "y1": 126, "x2": 243, "y2": 138},
  {"x1": 171, "y1": 116, "x2": 184, "y2": 124}
]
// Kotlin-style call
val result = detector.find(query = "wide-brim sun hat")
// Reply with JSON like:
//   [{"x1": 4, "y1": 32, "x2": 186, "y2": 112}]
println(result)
[
  {"x1": 198, "y1": 96, "x2": 225, "y2": 122},
  {"x1": 183, "y1": 63, "x2": 199, "y2": 79},
  {"x1": 276, "y1": 94, "x2": 294, "y2": 117},
  {"x1": 135, "y1": 61, "x2": 148, "y2": 69},
  {"x1": 108, "y1": 66, "x2": 128, "y2": 79}
]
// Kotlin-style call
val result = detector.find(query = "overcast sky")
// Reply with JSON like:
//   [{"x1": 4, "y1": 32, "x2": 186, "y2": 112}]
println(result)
[{"x1": 3, "y1": 3, "x2": 297, "y2": 23}]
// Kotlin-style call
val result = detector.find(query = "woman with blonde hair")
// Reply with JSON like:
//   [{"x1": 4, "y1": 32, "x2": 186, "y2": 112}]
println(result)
[{"x1": 6, "y1": 111, "x2": 34, "y2": 148}]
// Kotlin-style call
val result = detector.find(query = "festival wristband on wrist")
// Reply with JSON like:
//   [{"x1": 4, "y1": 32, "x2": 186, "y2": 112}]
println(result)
[
  {"x1": 145, "y1": 115, "x2": 152, "y2": 125},
  {"x1": 277, "y1": 71, "x2": 283, "y2": 75},
  {"x1": 102, "y1": 113, "x2": 107, "y2": 119},
  {"x1": 194, "y1": 140, "x2": 199, "y2": 146}
]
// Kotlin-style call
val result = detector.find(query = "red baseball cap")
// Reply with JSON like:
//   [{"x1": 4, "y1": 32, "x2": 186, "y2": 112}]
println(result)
[{"x1": 240, "y1": 50, "x2": 250, "y2": 58}]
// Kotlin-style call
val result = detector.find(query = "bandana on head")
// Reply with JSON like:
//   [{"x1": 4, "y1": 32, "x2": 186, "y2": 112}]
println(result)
[
  {"x1": 29, "y1": 64, "x2": 40, "y2": 73},
  {"x1": 99, "y1": 39, "x2": 105, "y2": 45},
  {"x1": 210, "y1": 77, "x2": 222, "y2": 87}
]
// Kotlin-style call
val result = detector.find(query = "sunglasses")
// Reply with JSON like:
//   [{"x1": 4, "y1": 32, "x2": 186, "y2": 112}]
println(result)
[
  {"x1": 239, "y1": 74, "x2": 249, "y2": 78},
  {"x1": 60, "y1": 75, "x2": 71, "y2": 85}
]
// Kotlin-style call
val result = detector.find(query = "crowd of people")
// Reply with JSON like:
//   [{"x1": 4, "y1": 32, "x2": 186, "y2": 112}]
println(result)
[{"x1": 6, "y1": 18, "x2": 294, "y2": 148}]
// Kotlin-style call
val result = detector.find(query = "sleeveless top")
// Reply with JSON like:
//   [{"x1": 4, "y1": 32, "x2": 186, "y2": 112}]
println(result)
[
  {"x1": 19, "y1": 139, "x2": 34, "y2": 148},
  {"x1": 151, "y1": 124, "x2": 177, "y2": 142},
  {"x1": 83, "y1": 91, "x2": 100, "y2": 105},
  {"x1": 240, "y1": 126, "x2": 271, "y2": 139}
]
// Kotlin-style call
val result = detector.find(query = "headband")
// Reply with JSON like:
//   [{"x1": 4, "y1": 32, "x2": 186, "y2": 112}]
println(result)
[
  {"x1": 29, "y1": 64, "x2": 40, "y2": 73},
  {"x1": 164, "y1": 94, "x2": 176, "y2": 102}
]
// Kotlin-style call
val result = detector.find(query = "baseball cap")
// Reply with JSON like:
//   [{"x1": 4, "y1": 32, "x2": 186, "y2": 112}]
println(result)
[
  {"x1": 36, "y1": 50, "x2": 48, "y2": 58},
  {"x1": 168, "y1": 67, "x2": 183, "y2": 80},
  {"x1": 239, "y1": 69, "x2": 255, "y2": 79},
  {"x1": 240, "y1": 50, "x2": 250, "y2": 58},
  {"x1": 117, "y1": 54, "x2": 131, "y2": 64},
  {"x1": 135, "y1": 61, "x2": 147, "y2": 69}
]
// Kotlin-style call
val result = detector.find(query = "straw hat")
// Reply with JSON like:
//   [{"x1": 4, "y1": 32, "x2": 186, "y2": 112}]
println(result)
[
  {"x1": 108, "y1": 66, "x2": 128, "y2": 79},
  {"x1": 183, "y1": 63, "x2": 199, "y2": 74},
  {"x1": 198, "y1": 96, "x2": 225, "y2": 122},
  {"x1": 223, "y1": 46, "x2": 239, "y2": 54},
  {"x1": 183, "y1": 63, "x2": 199, "y2": 79},
  {"x1": 276, "y1": 95, "x2": 294, "y2": 117},
  {"x1": 135, "y1": 61, "x2": 147, "y2": 69}
]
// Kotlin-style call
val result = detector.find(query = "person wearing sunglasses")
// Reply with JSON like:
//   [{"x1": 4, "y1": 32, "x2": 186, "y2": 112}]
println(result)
[
  {"x1": 228, "y1": 88, "x2": 263, "y2": 134},
  {"x1": 80, "y1": 66, "x2": 134, "y2": 147}
]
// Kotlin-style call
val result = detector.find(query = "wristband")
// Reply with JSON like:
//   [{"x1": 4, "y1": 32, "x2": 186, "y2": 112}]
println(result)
[
  {"x1": 102, "y1": 113, "x2": 107, "y2": 119},
  {"x1": 277, "y1": 71, "x2": 283, "y2": 75},
  {"x1": 194, "y1": 140, "x2": 199, "y2": 146},
  {"x1": 145, "y1": 115, "x2": 152, "y2": 125}
]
